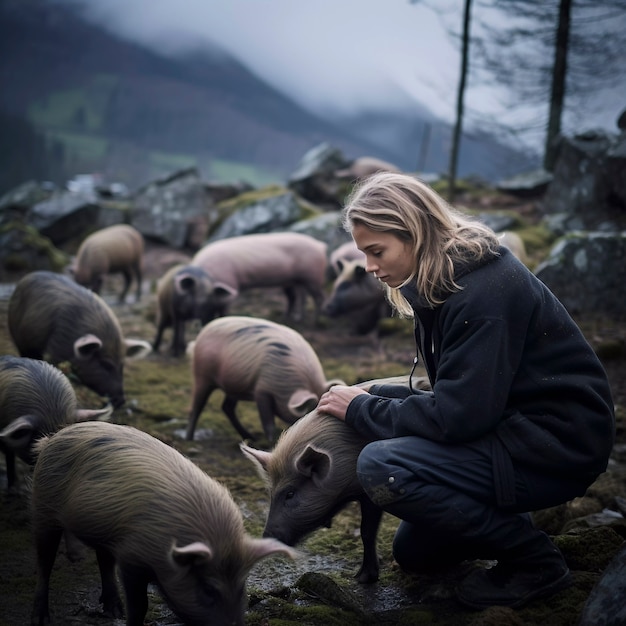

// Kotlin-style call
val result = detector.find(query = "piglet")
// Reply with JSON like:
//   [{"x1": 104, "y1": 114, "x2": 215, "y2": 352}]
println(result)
[
  {"x1": 30, "y1": 421, "x2": 296, "y2": 626},
  {"x1": 187, "y1": 316, "x2": 344, "y2": 442},
  {"x1": 72, "y1": 224, "x2": 144, "y2": 303}
]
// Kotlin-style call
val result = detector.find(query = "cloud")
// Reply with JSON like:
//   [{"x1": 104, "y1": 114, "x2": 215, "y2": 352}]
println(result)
[{"x1": 58, "y1": 0, "x2": 462, "y2": 118}]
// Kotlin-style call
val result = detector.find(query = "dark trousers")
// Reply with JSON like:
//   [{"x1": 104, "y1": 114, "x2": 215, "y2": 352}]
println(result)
[{"x1": 356, "y1": 437, "x2": 590, "y2": 572}]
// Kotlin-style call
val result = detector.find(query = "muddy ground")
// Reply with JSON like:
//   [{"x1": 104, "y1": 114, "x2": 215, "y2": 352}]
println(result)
[{"x1": 1, "y1": 239, "x2": 625, "y2": 626}]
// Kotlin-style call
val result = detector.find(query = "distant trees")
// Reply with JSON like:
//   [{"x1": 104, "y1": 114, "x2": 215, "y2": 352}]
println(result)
[{"x1": 0, "y1": 109, "x2": 67, "y2": 195}]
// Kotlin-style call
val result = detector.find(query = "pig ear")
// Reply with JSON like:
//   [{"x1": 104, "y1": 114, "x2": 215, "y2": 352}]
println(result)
[
  {"x1": 74, "y1": 334, "x2": 103, "y2": 358},
  {"x1": 245, "y1": 537, "x2": 299, "y2": 567},
  {"x1": 75, "y1": 403, "x2": 113, "y2": 422},
  {"x1": 0, "y1": 416, "x2": 36, "y2": 450},
  {"x1": 124, "y1": 339, "x2": 152, "y2": 360},
  {"x1": 295, "y1": 445, "x2": 331, "y2": 482},
  {"x1": 175, "y1": 273, "x2": 196, "y2": 294},
  {"x1": 288, "y1": 390, "x2": 318, "y2": 417},
  {"x1": 212, "y1": 282, "x2": 238, "y2": 299},
  {"x1": 240, "y1": 442, "x2": 272, "y2": 475},
  {"x1": 354, "y1": 264, "x2": 368, "y2": 280},
  {"x1": 171, "y1": 541, "x2": 213, "y2": 567}
]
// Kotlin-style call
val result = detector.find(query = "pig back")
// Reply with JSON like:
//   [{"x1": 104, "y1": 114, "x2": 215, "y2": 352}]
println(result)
[
  {"x1": 75, "y1": 224, "x2": 144, "y2": 280},
  {"x1": 8, "y1": 272, "x2": 127, "y2": 405},
  {"x1": 32, "y1": 421, "x2": 247, "y2": 556},
  {"x1": 193, "y1": 316, "x2": 330, "y2": 411},
  {"x1": 191, "y1": 232, "x2": 327, "y2": 290}
]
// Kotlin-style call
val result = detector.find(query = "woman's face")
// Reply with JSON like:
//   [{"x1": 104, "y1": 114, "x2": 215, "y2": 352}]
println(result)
[{"x1": 352, "y1": 222, "x2": 414, "y2": 288}]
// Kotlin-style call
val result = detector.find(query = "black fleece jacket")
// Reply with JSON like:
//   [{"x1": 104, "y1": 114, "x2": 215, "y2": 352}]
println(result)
[{"x1": 346, "y1": 247, "x2": 615, "y2": 489}]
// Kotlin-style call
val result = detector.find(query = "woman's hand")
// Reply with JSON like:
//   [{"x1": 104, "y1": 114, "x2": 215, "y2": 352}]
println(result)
[{"x1": 317, "y1": 385, "x2": 369, "y2": 421}]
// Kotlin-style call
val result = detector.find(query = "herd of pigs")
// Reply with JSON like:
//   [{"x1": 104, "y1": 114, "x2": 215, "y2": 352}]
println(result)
[{"x1": 0, "y1": 223, "x2": 526, "y2": 626}]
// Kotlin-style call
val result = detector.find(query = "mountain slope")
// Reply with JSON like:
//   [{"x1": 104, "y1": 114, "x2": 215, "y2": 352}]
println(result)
[{"x1": 0, "y1": 0, "x2": 535, "y2": 189}]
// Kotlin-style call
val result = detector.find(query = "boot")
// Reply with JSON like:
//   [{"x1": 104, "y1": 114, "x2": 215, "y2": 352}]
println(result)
[{"x1": 456, "y1": 530, "x2": 571, "y2": 610}]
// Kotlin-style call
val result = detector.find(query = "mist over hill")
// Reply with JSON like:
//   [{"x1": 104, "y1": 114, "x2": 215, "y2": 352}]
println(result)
[{"x1": 0, "y1": 0, "x2": 537, "y2": 192}]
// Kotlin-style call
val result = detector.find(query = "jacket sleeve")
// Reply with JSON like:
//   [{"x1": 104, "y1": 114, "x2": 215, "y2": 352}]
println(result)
[{"x1": 345, "y1": 310, "x2": 527, "y2": 442}]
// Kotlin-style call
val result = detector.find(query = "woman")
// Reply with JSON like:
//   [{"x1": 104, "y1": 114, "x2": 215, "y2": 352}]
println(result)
[{"x1": 317, "y1": 172, "x2": 615, "y2": 610}]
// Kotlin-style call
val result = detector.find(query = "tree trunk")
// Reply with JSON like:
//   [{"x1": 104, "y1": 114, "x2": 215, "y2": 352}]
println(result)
[
  {"x1": 544, "y1": 0, "x2": 571, "y2": 171},
  {"x1": 447, "y1": 0, "x2": 472, "y2": 201}
]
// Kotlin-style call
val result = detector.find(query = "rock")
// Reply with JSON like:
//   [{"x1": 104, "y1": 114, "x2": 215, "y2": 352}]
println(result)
[
  {"x1": 496, "y1": 168, "x2": 554, "y2": 198},
  {"x1": 534, "y1": 232, "x2": 626, "y2": 317},
  {"x1": 131, "y1": 167, "x2": 213, "y2": 249},
  {"x1": 578, "y1": 542, "x2": 626, "y2": 625}
]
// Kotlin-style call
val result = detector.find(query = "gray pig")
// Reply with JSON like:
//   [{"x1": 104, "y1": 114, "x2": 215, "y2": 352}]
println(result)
[
  {"x1": 240, "y1": 376, "x2": 430, "y2": 584},
  {"x1": 8, "y1": 271, "x2": 151, "y2": 408},
  {"x1": 190, "y1": 232, "x2": 328, "y2": 323},
  {"x1": 72, "y1": 223, "x2": 145, "y2": 303},
  {"x1": 0, "y1": 355, "x2": 111, "y2": 491},
  {"x1": 322, "y1": 259, "x2": 390, "y2": 336},
  {"x1": 153, "y1": 264, "x2": 219, "y2": 356},
  {"x1": 30, "y1": 421, "x2": 296, "y2": 626},
  {"x1": 187, "y1": 316, "x2": 344, "y2": 443}
]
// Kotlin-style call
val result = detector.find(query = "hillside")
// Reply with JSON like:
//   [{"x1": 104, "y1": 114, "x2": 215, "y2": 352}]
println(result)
[{"x1": 0, "y1": 0, "x2": 536, "y2": 191}]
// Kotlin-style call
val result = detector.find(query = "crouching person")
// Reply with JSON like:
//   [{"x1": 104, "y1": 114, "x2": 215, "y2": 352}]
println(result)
[{"x1": 316, "y1": 172, "x2": 615, "y2": 610}]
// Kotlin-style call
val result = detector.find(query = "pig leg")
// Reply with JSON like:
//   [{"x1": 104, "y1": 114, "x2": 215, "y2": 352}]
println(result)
[
  {"x1": 186, "y1": 385, "x2": 214, "y2": 440},
  {"x1": 171, "y1": 317, "x2": 187, "y2": 357},
  {"x1": 132, "y1": 262, "x2": 143, "y2": 302},
  {"x1": 356, "y1": 496, "x2": 384, "y2": 583},
  {"x1": 31, "y1": 526, "x2": 63, "y2": 625},
  {"x1": 222, "y1": 395, "x2": 255, "y2": 441},
  {"x1": 283, "y1": 286, "x2": 301, "y2": 321},
  {"x1": 118, "y1": 563, "x2": 150, "y2": 626},
  {"x1": 254, "y1": 391, "x2": 278, "y2": 442},
  {"x1": 152, "y1": 321, "x2": 166, "y2": 353},
  {"x1": 118, "y1": 269, "x2": 133, "y2": 304},
  {"x1": 95, "y1": 546, "x2": 124, "y2": 618}
]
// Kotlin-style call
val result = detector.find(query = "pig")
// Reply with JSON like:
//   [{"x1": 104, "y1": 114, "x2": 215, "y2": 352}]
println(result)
[
  {"x1": 0, "y1": 355, "x2": 111, "y2": 491},
  {"x1": 30, "y1": 421, "x2": 296, "y2": 626},
  {"x1": 8, "y1": 271, "x2": 151, "y2": 409},
  {"x1": 190, "y1": 232, "x2": 328, "y2": 323},
  {"x1": 152, "y1": 264, "x2": 219, "y2": 356},
  {"x1": 240, "y1": 376, "x2": 431, "y2": 584},
  {"x1": 327, "y1": 240, "x2": 365, "y2": 281},
  {"x1": 334, "y1": 156, "x2": 401, "y2": 181},
  {"x1": 240, "y1": 408, "x2": 381, "y2": 583},
  {"x1": 72, "y1": 224, "x2": 144, "y2": 303},
  {"x1": 186, "y1": 316, "x2": 344, "y2": 443},
  {"x1": 322, "y1": 259, "x2": 391, "y2": 336}
]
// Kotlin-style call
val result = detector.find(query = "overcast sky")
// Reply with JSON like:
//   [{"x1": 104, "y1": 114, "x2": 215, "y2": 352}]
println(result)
[{"x1": 61, "y1": 0, "x2": 624, "y2": 149}]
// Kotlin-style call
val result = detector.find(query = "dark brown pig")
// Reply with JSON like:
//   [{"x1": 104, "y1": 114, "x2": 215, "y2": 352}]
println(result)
[
  {"x1": 322, "y1": 259, "x2": 391, "y2": 336},
  {"x1": 72, "y1": 224, "x2": 144, "y2": 303},
  {"x1": 8, "y1": 271, "x2": 151, "y2": 408},
  {"x1": 190, "y1": 232, "x2": 328, "y2": 323},
  {"x1": 0, "y1": 355, "x2": 111, "y2": 491},
  {"x1": 153, "y1": 264, "x2": 219, "y2": 357},
  {"x1": 30, "y1": 421, "x2": 296, "y2": 626},
  {"x1": 327, "y1": 240, "x2": 365, "y2": 281},
  {"x1": 240, "y1": 375, "x2": 431, "y2": 584},
  {"x1": 187, "y1": 316, "x2": 344, "y2": 443}
]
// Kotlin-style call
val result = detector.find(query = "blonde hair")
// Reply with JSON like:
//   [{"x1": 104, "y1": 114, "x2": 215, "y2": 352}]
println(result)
[{"x1": 342, "y1": 172, "x2": 500, "y2": 315}]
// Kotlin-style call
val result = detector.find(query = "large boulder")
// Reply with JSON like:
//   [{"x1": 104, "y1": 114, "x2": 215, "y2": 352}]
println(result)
[
  {"x1": 541, "y1": 130, "x2": 626, "y2": 232},
  {"x1": 534, "y1": 231, "x2": 626, "y2": 318},
  {"x1": 131, "y1": 167, "x2": 214, "y2": 249}
]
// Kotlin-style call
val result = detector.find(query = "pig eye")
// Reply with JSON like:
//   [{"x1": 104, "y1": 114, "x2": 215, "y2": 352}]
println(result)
[{"x1": 285, "y1": 490, "x2": 295, "y2": 500}]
